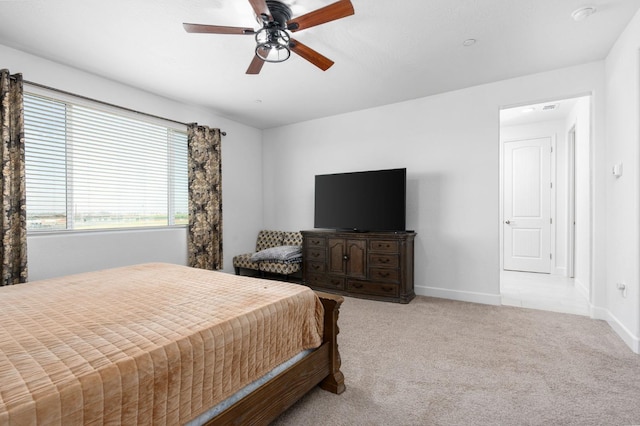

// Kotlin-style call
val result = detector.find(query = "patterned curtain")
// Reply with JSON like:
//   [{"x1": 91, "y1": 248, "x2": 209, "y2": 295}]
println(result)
[
  {"x1": 187, "y1": 124, "x2": 223, "y2": 270},
  {"x1": 0, "y1": 70, "x2": 28, "y2": 285}
]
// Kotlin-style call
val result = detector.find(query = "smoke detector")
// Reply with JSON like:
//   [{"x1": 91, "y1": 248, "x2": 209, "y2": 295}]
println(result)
[{"x1": 571, "y1": 6, "x2": 596, "y2": 21}]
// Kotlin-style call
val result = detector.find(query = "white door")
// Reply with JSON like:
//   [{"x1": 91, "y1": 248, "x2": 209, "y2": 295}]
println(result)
[{"x1": 503, "y1": 137, "x2": 551, "y2": 273}]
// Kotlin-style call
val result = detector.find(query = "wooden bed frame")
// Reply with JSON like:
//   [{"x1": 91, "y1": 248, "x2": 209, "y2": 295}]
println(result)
[{"x1": 205, "y1": 291, "x2": 345, "y2": 425}]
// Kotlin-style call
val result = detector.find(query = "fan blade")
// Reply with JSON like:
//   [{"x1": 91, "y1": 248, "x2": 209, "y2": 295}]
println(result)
[
  {"x1": 287, "y1": 0, "x2": 354, "y2": 32},
  {"x1": 183, "y1": 23, "x2": 255, "y2": 35},
  {"x1": 246, "y1": 54, "x2": 265, "y2": 75},
  {"x1": 290, "y1": 39, "x2": 334, "y2": 71},
  {"x1": 248, "y1": 0, "x2": 271, "y2": 20}
]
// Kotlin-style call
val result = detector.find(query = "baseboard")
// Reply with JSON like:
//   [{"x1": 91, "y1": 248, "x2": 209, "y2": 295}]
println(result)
[
  {"x1": 415, "y1": 285, "x2": 501, "y2": 306},
  {"x1": 574, "y1": 277, "x2": 590, "y2": 299},
  {"x1": 592, "y1": 306, "x2": 640, "y2": 354}
]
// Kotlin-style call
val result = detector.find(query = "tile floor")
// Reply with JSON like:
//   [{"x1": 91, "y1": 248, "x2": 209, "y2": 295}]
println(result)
[{"x1": 500, "y1": 270, "x2": 591, "y2": 316}]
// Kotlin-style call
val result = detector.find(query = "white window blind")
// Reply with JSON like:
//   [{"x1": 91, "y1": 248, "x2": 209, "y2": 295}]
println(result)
[{"x1": 24, "y1": 92, "x2": 188, "y2": 232}]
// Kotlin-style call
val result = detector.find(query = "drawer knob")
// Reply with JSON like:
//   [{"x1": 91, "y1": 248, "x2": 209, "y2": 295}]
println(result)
[{"x1": 353, "y1": 283, "x2": 363, "y2": 289}]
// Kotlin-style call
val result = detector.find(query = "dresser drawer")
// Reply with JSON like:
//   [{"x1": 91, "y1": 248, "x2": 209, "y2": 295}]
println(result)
[
  {"x1": 304, "y1": 261, "x2": 325, "y2": 274},
  {"x1": 369, "y1": 254, "x2": 399, "y2": 268},
  {"x1": 347, "y1": 280, "x2": 399, "y2": 297},
  {"x1": 306, "y1": 273, "x2": 345, "y2": 290},
  {"x1": 369, "y1": 268, "x2": 400, "y2": 282},
  {"x1": 305, "y1": 247, "x2": 326, "y2": 261},
  {"x1": 369, "y1": 240, "x2": 398, "y2": 253},
  {"x1": 305, "y1": 237, "x2": 326, "y2": 248}
]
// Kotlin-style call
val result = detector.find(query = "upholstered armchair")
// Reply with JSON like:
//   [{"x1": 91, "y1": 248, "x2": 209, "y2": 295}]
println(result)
[
  {"x1": 258, "y1": 231, "x2": 303, "y2": 277},
  {"x1": 233, "y1": 230, "x2": 303, "y2": 280}
]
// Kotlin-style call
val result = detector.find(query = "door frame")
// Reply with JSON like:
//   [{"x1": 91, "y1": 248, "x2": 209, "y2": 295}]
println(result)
[{"x1": 567, "y1": 125, "x2": 576, "y2": 278}]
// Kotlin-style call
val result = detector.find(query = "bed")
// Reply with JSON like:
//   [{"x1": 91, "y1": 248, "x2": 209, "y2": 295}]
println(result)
[{"x1": 0, "y1": 263, "x2": 344, "y2": 425}]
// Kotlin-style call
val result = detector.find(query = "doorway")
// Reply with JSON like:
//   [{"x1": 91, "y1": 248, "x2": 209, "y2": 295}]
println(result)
[{"x1": 499, "y1": 95, "x2": 592, "y2": 315}]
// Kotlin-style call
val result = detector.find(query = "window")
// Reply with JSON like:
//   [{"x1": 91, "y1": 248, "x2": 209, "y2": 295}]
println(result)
[{"x1": 24, "y1": 91, "x2": 188, "y2": 232}]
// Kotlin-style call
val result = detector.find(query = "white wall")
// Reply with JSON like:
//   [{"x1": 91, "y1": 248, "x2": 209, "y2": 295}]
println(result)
[
  {"x1": 263, "y1": 62, "x2": 606, "y2": 307},
  {"x1": 1, "y1": 43, "x2": 264, "y2": 279},
  {"x1": 602, "y1": 8, "x2": 640, "y2": 352}
]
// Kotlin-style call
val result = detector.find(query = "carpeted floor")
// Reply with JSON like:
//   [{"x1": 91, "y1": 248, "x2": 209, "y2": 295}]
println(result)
[{"x1": 272, "y1": 296, "x2": 640, "y2": 426}]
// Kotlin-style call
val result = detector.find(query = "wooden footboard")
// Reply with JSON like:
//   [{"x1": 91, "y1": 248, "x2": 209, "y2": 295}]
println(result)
[{"x1": 206, "y1": 291, "x2": 345, "y2": 425}]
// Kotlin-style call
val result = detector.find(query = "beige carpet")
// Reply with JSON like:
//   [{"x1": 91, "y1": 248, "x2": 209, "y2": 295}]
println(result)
[{"x1": 272, "y1": 295, "x2": 640, "y2": 426}]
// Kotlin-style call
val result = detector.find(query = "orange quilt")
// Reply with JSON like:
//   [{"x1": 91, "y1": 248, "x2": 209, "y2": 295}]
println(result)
[{"x1": 0, "y1": 263, "x2": 324, "y2": 425}]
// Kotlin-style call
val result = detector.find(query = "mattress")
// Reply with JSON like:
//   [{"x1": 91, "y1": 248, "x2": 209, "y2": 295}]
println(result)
[{"x1": 0, "y1": 263, "x2": 324, "y2": 425}]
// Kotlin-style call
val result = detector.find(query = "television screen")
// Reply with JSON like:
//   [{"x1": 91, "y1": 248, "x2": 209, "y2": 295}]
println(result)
[{"x1": 314, "y1": 168, "x2": 406, "y2": 232}]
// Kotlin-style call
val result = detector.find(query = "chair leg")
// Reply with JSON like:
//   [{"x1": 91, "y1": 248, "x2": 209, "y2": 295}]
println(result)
[{"x1": 234, "y1": 267, "x2": 240, "y2": 275}]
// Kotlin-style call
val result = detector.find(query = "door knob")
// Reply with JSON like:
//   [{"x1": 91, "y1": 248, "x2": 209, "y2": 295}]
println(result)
[{"x1": 505, "y1": 220, "x2": 511, "y2": 224}]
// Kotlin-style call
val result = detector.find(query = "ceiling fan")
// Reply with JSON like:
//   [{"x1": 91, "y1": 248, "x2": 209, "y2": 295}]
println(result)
[{"x1": 183, "y1": 0, "x2": 354, "y2": 74}]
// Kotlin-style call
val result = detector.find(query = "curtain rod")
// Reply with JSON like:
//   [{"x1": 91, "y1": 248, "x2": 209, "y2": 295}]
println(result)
[{"x1": 22, "y1": 79, "x2": 227, "y2": 136}]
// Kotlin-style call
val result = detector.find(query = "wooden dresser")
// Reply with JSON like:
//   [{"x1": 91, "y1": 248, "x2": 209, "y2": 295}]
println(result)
[{"x1": 301, "y1": 230, "x2": 416, "y2": 303}]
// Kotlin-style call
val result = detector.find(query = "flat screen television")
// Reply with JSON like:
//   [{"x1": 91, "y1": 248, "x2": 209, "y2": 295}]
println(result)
[{"x1": 314, "y1": 168, "x2": 406, "y2": 232}]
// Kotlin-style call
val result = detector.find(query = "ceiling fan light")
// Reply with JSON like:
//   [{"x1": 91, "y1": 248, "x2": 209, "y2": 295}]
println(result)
[
  {"x1": 256, "y1": 43, "x2": 291, "y2": 62},
  {"x1": 255, "y1": 27, "x2": 291, "y2": 63}
]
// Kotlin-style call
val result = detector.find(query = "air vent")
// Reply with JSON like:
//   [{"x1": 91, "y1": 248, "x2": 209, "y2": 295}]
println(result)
[{"x1": 542, "y1": 104, "x2": 558, "y2": 111}]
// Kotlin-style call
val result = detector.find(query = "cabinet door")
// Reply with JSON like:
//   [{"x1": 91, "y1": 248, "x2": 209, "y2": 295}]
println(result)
[
  {"x1": 345, "y1": 239, "x2": 367, "y2": 279},
  {"x1": 328, "y1": 239, "x2": 346, "y2": 275},
  {"x1": 327, "y1": 238, "x2": 366, "y2": 279}
]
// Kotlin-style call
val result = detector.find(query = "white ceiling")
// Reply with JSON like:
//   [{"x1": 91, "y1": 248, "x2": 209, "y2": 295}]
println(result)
[
  {"x1": 0, "y1": 0, "x2": 638, "y2": 129},
  {"x1": 500, "y1": 97, "x2": 584, "y2": 127}
]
